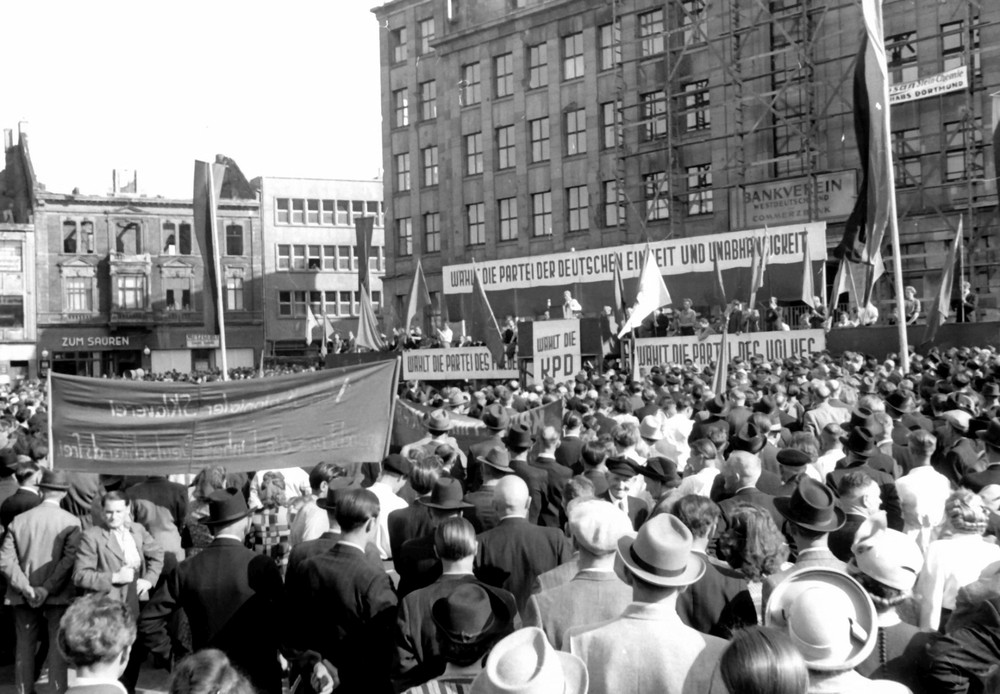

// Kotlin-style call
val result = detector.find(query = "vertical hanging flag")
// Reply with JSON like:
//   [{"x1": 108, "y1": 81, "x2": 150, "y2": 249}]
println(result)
[
  {"x1": 305, "y1": 304, "x2": 319, "y2": 346},
  {"x1": 992, "y1": 91, "x2": 1000, "y2": 196},
  {"x1": 748, "y1": 234, "x2": 770, "y2": 308},
  {"x1": 356, "y1": 288, "x2": 386, "y2": 351},
  {"x1": 835, "y1": 0, "x2": 891, "y2": 265},
  {"x1": 612, "y1": 253, "x2": 628, "y2": 325},
  {"x1": 713, "y1": 253, "x2": 727, "y2": 306},
  {"x1": 801, "y1": 235, "x2": 816, "y2": 308},
  {"x1": 618, "y1": 248, "x2": 672, "y2": 337},
  {"x1": 320, "y1": 314, "x2": 333, "y2": 357},
  {"x1": 712, "y1": 308, "x2": 731, "y2": 397},
  {"x1": 470, "y1": 262, "x2": 506, "y2": 366},
  {"x1": 923, "y1": 219, "x2": 963, "y2": 344},
  {"x1": 355, "y1": 215, "x2": 374, "y2": 293},
  {"x1": 192, "y1": 160, "x2": 227, "y2": 336},
  {"x1": 405, "y1": 257, "x2": 432, "y2": 333}
]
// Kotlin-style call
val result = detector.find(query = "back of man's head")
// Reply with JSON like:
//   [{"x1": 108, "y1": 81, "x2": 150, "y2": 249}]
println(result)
[
  {"x1": 409, "y1": 456, "x2": 444, "y2": 495},
  {"x1": 14, "y1": 460, "x2": 39, "y2": 486},
  {"x1": 433, "y1": 516, "x2": 477, "y2": 561},
  {"x1": 581, "y1": 440, "x2": 610, "y2": 469},
  {"x1": 335, "y1": 488, "x2": 380, "y2": 533},
  {"x1": 726, "y1": 450, "x2": 762, "y2": 484},
  {"x1": 837, "y1": 471, "x2": 879, "y2": 511},
  {"x1": 493, "y1": 476, "x2": 530, "y2": 518},
  {"x1": 907, "y1": 429, "x2": 936, "y2": 462},
  {"x1": 674, "y1": 494, "x2": 721, "y2": 540},
  {"x1": 540, "y1": 426, "x2": 560, "y2": 452},
  {"x1": 309, "y1": 462, "x2": 343, "y2": 493}
]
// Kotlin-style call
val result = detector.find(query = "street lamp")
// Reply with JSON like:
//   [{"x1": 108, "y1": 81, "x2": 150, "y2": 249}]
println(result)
[{"x1": 143, "y1": 346, "x2": 151, "y2": 356}]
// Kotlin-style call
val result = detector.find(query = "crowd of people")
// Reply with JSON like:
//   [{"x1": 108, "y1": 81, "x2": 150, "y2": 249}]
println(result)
[{"x1": 2, "y1": 339, "x2": 1000, "y2": 694}]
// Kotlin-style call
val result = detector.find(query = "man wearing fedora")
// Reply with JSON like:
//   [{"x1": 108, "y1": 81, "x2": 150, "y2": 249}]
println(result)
[
  {"x1": 828, "y1": 427, "x2": 903, "y2": 532},
  {"x1": 0, "y1": 469, "x2": 80, "y2": 694},
  {"x1": 470, "y1": 627, "x2": 587, "y2": 694},
  {"x1": 504, "y1": 422, "x2": 546, "y2": 525},
  {"x1": 636, "y1": 456, "x2": 682, "y2": 516},
  {"x1": 962, "y1": 417, "x2": 1000, "y2": 491},
  {"x1": 463, "y1": 448, "x2": 514, "y2": 532},
  {"x1": 462, "y1": 403, "x2": 510, "y2": 493},
  {"x1": 763, "y1": 477, "x2": 847, "y2": 606},
  {"x1": 523, "y1": 499, "x2": 635, "y2": 650},
  {"x1": 566, "y1": 514, "x2": 727, "y2": 694},
  {"x1": 401, "y1": 409, "x2": 466, "y2": 471},
  {"x1": 529, "y1": 427, "x2": 573, "y2": 529},
  {"x1": 394, "y1": 517, "x2": 517, "y2": 691},
  {"x1": 143, "y1": 488, "x2": 285, "y2": 694}
]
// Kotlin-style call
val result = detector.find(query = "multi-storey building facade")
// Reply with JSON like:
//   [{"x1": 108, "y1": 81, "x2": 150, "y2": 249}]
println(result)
[
  {"x1": 34, "y1": 170, "x2": 263, "y2": 377},
  {"x1": 374, "y1": 0, "x2": 999, "y2": 321},
  {"x1": 256, "y1": 177, "x2": 385, "y2": 358}
]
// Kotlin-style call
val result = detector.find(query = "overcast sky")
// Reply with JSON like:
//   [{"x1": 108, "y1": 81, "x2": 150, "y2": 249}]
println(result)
[{"x1": 1, "y1": 0, "x2": 385, "y2": 198}]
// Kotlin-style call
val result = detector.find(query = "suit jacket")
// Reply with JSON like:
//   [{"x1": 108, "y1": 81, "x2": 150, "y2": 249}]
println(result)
[
  {"x1": 522, "y1": 570, "x2": 633, "y2": 650},
  {"x1": 66, "y1": 682, "x2": 128, "y2": 694},
  {"x1": 530, "y1": 456, "x2": 573, "y2": 528},
  {"x1": 566, "y1": 601, "x2": 727, "y2": 694},
  {"x1": 962, "y1": 464, "x2": 1000, "y2": 493},
  {"x1": 125, "y1": 477, "x2": 188, "y2": 526},
  {"x1": 555, "y1": 437, "x2": 585, "y2": 471},
  {"x1": 763, "y1": 547, "x2": 847, "y2": 607},
  {"x1": 938, "y1": 438, "x2": 983, "y2": 488},
  {"x1": 0, "y1": 500, "x2": 82, "y2": 605},
  {"x1": 145, "y1": 537, "x2": 284, "y2": 694},
  {"x1": 709, "y1": 470, "x2": 782, "y2": 503},
  {"x1": 286, "y1": 532, "x2": 381, "y2": 596},
  {"x1": 395, "y1": 533, "x2": 441, "y2": 598},
  {"x1": 676, "y1": 553, "x2": 752, "y2": 638},
  {"x1": 463, "y1": 487, "x2": 499, "y2": 533},
  {"x1": 296, "y1": 543, "x2": 398, "y2": 694},
  {"x1": 718, "y1": 486, "x2": 781, "y2": 530},
  {"x1": 599, "y1": 491, "x2": 649, "y2": 531},
  {"x1": 475, "y1": 517, "x2": 573, "y2": 614},
  {"x1": 0, "y1": 487, "x2": 42, "y2": 529},
  {"x1": 511, "y1": 459, "x2": 547, "y2": 525},
  {"x1": 59, "y1": 472, "x2": 102, "y2": 530},
  {"x1": 74, "y1": 521, "x2": 164, "y2": 606},
  {"x1": 802, "y1": 402, "x2": 850, "y2": 438},
  {"x1": 925, "y1": 596, "x2": 1000, "y2": 694},
  {"x1": 826, "y1": 461, "x2": 903, "y2": 531},
  {"x1": 462, "y1": 435, "x2": 505, "y2": 493},
  {"x1": 828, "y1": 512, "x2": 867, "y2": 563},
  {"x1": 388, "y1": 503, "x2": 434, "y2": 563},
  {"x1": 394, "y1": 574, "x2": 516, "y2": 690}
]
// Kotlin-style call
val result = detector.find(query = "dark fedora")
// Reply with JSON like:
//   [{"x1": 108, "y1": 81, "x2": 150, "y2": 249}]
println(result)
[
  {"x1": 382, "y1": 453, "x2": 411, "y2": 477},
  {"x1": 198, "y1": 488, "x2": 253, "y2": 526},
  {"x1": 316, "y1": 475, "x2": 363, "y2": 510},
  {"x1": 419, "y1": 478, "x2": 473, "y2": 511},
  {"x1": 776, "y1": 448, "x2": 812, "y2": 468},
  {"x1": 431, "y1": 583, "x2": 515, "y2": 647},
  {"x1": 38, "y1": 468, "x2": 70, "y2": 491},
  {"x1": 731, "y1": 422, "x2": 766, "y2": 455},
  {"x1": 478, "y1": 447, "x2": 514, "y2": 474},
  {"x1": 977, "y1": 418, "x2": 1000, "y2": 450},
  {"x1": 840, "y1": 426, "x2": 875, "y2": 458},
  {"x1": 641, "y1": 457, "x2": 681, "y2": 488},
  {"x1": 884, "y1": 391, "x2": 917, "y2": 415},
  {"x1": 841, "y1": 406, "x2": 875, "y2": 432},
  {"x1": 503, "y1": 422, "x2": 534, "y2": 450},
  {"x1": 774, "y1": 477, "x2": 845, "y2": 533},
  {"x1": 982, "y1": 382, "x2": 1000, "y2": 399},
  {"x1": 481, "y1": 403, "x2": 510, "y2": 431}
]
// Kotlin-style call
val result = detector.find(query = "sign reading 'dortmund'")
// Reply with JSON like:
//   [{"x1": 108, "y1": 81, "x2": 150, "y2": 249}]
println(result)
[
  {"x1": 403, "y1": 347, "x2": 517, "y2": 381},
  {"x1": 632, "y1": 330, "x2": 826, "y2": 373},
  {"x1": 50, "y1": 361, "x2": 398, "y2": 474}
]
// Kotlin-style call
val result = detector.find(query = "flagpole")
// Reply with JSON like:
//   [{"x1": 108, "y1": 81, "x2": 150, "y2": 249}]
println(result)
[{"x1": 207, "y1": 165, "x2": 229, "y2": 380}]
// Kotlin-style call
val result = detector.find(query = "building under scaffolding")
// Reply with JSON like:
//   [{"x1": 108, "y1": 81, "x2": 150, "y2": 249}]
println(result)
[{"x1": 373, "y1": 0, "x2": 1000, "y2": 320}]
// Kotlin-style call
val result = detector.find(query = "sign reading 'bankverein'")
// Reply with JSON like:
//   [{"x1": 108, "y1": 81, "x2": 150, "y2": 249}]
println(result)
[
  {"x1": 729, "y1": 172, "x2": 857, "y2": 230},
  {"x1": 632, "y1": 330, "x2": 826, "y2": 372},
  {"x1": 50, "y1": 361, "x2": 398, "y2": 474}
]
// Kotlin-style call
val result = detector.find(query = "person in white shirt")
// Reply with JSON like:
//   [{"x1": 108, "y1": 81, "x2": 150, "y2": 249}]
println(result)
[
  {"x1": 367, "y1": 455, "x2": 411, "y2": 560},
  {"x1": 248, "y1": 466, "x2": 311, "y2": 511},
  {"x1": 895, "y1": 429, "x2": 951, "y2": 554},
  {"x1": 562, "y1": 291, "x2": 583, "y2": 318},
  {"x1": 289, "y1": 462, "x2": 347, "y2": 547},
  {"x1": 675, "y1": 439, "x2": 721, "y2": 498},
  {"x1": 812, "y1": 423, "x2": 846, "y2": 480}
]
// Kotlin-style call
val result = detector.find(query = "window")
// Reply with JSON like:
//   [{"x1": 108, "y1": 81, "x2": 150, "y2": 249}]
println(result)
[
  {"x1": 372, "y1": 290, "x2": 382, "y2": 313},
  {"x1": 418, "y1": 18, "x2": 435, "y2": 54},
  {"x1": 63, "y1": 221, "x2": 78, "y2": 254},
  {"x1": 337, "y1": 245, "x2": 352, "y2": 271},
  {"x1": 424, "y1": 212, "x2": 441, "y2": 253},
  {"x1": 162, "y1": 222, "x2": 177, "y2": 254},
  {"x1": 276, "y1": 198, "x2": 290, "y2": 224},
  {"x1": 422, "y1": 146, "x2": 439, "y2": 186},
  {"x1": 495, "y1": 53, "x2": 514, "y2": 97},
  {"x1": 64, "y1": 277, "x2": 93, "y2": 312},
  {"x1": 339, "y1": 291, "x2": 352, "y2": 316},
  {"x1": 277, "y1": 244, "x2": 290, "y2": 270},
  {"x1": 640, "y1": 91, "x2": 667, "y2": 140},
  {"x1": 532, "y1": 192, "x2": 552, "y2": 236},
  {"x1": 566, "y1": 185, "x2": 589, "y2": 232},
  {"x1": 278, "y1": 291, "x2": 290, "y2": 317},
  {"x1": 322, "y1": 200, "x2": 335, "y2": 225},
  {"x1": 497, "y1": 125, "x2": 516, "y2": 169},
  {"x1": 682, "y1": 0, "x2": 707, "y2": 46},
  {"x1": 368, "y1": 246, "x2": 383, "y2": 272},
  {"x1": 323, "y1": 245, "x2": 336, "y2": 270},
  {"x1": 892, "y1": 128, "x2": 921, "y2": 188},
  {"x1": 279, "y1": 290, "x2": 308, "y2": 318},
  {"x1": 306, "y1": 199, "x2": 320, "y2": 224},
  {"x1": 397, "y1": 217, "x2": 413, "y2": 256},
  {"x1": 944, "y1": 119, "x2": 984, "y2": 182},
  {"x1": 602, "y1": 101, "x2": 623, "y2": 149},
  {"x1": 115, "y1": 275, "x2": 146, "y2": 309},
  {"x1": 467, "y1": 203, "x2": 486, "y2": 245},
  {"x1": 565, "y1": 109, "x2": 586, "y2": 156},
  {"x1": 530, "y1": 117, "x2": 550, "y2": 163},
  {"x1": 292, "y1": 199, "x2": 305, "y2": 224},
  {"x1": 686, "y1": 164, "x2": 713, "y2": 215},
  {"x1": 460, "y1": 62, "x2": 481, "y2": 106},
  {"x1": 336, "y1": 201, "x2": 350, "y2": 225},
  {"x1": 78, "y1": 221, "x2": 94, "y2": 253},
  {"x1": 420, "y1": 80, "x2": 437, "y2": 120},
  {"x1": 604, "y1": 180, "x2": 624, "y2": 227},
  {"x1": 886, "y1": 31, "x2": 918, "y2": 83},
  {"x1": 164, "y1": 285, "x2": 191, "y2": 311},
  {"x1": 115, "y1": 222, "x2": 141, "y2": 254},
  {"x1": 466, "y1": 132, "x2": 483, "y2": 175},
  {"x1": 225, "y1": 224, "x2": 244, "y2": 255},
  {"x1": 291, "y1": 245, "x2": 306, "y2": 270},
  {"x1": 178, "y1": 223, "x2": 192, "y2": 255},
  {"x1": 682, "y1": 80, "x2": 710, "y2": 131},
  {"x1": 941, "y1": 20, "x2": 981, "y2": 76},
  {"x1": 643, "y1": 172, "x2": 670, "y2": 220},
  {"x1": 367, "y1": 201, "x2": 383, "y2": 227},
  {"x1": 528, "y1": 43, "x2": 548, "y2": 89},
  {"x1": 391, "y1": 27, "x2": 407, "y2": 63},
  {"x1": 392, "y1": 88, "x2": 409, "y2": 128},
  {"x1": 395, "y1": 152, "x2": 411, "y2": 191},
  {"x1": 599, "y1": 22, "x2": 621, "y2": 71},
  {"x1": 638, "y1": 10, "x2": 665, "y2": 56},
  {"x1": 498, "y1": 197, "x2": 518, "y2": 241},
  {"x1": 307, "y1": 245, "x2": 322, "y2": 270},
  {"x1": 563, "y1": 32, "x2": 584, "y2": 80},
  {"x1": 225, "y1": 276, "x2": 244, "y2": 310},
  {"x1": 352, "y1": 200, "x2": 365, "y2": 223}
]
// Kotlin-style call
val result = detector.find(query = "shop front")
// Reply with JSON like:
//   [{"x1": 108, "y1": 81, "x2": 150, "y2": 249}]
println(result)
[{"x1": 38, "y1": 328, "x2": 149, "y2": 378}]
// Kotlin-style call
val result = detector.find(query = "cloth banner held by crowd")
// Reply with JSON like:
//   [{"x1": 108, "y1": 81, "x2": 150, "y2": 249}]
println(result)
[{"x1": 49, "y1": 361, "x2": 399, "y2": 475}]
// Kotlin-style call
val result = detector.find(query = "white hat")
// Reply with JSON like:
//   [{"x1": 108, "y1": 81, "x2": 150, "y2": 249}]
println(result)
[
  {"x1": 470, "y1": 627, "x2": 587, "y2": 694},
  {"x1": 943, "y1": 409, "x2": 971, "y2": 432},
  {"x1": 849, "y1": 513, "x2": 923, "y2": 591},
  {"x1": 639, "y1": 416, "x2": 663, "y2": 441},
  {"x1": 568, "y1": 500, "x2": 635, "y2": 556}
]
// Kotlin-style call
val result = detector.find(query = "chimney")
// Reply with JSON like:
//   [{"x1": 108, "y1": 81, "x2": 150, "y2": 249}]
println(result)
[
  {"x1": 3, "y1": 129, "x2": 12, "y2": 151},
  {"x1": 17, "y1": 121, "x2": 28, "y2": 139}
]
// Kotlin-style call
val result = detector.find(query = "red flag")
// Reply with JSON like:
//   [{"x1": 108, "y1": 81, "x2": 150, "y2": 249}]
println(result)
[
  {"x1": 748, "y1": 235, "x2": 769, "y2": 307},
  {"x1": 405, "y1": 257, "x2": 431, "y2": 333},
  {"x1": 836, "y1": 0, "x2": 891, "y2": 265},
  {"x1": 192, "y1": 161, "x2": 226, "y2": 335},
  {"x1": 470, "y1": 262, "x2": 505, "y2": 366},
  {"x1": 712, "y1": 309, "x2": 731, "y2": 397},
  {"x1": 355, "y1": 215, "x2": 374, "y2": 293},
  {"x1": 922, "y1": 219, "x2": 963, "y2": 344},
  {"x1": 801, "y1": 235, "x2": 816, "y2": 309},
  {"x1": 713, "y1": 253, "x2": 727, "y2": 306},
  {"x1": 357, "y1": 288, "x2": 386, "y2": 351}
]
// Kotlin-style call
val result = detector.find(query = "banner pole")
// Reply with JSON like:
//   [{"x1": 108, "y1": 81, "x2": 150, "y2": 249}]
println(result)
[
  {"x1": 207, "y1": 165, "x2": 229, "y2": 380},
  {"x1": 384, "y1": 355, "x2": 401, "y2": 460},
  {"x1": 46, "y1": 369, "x2": 54, "y2": 470}
]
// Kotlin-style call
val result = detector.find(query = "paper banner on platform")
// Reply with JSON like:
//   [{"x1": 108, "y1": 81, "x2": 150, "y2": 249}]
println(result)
[
  {"x1": 403, "y1": 347, "x2": 518, "y2": 381},
  {"x1": 530, "y1": 319, "x2": 581, "y2": 383},
  {"x1": 632, "y1": 330, "x2": 826, "y2": 373},
  {"x1": 50, "y1": 361, "x2": 398, "y2": 474}
]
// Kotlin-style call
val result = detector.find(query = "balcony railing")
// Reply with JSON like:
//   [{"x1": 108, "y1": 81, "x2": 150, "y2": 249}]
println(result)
[{"x1": 109, "y1": 308, "x2": 156, "y2": 326}]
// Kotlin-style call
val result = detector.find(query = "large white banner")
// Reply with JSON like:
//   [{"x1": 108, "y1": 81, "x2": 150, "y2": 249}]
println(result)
[
  {"x1": 403, "y1": 347, "x2": 517, "y2": 381},
  {"x1": 443, "y1": 223, "x2": 827, "y2": 295},
  {"x1": 632, "y1": 329, "x2": 827, "y2": 373},
  {"x1": 531, "y1": 319, "x2": 581, "y2": 383},
  {"x1": 889, "y1": 66, "x2": 967, "y2": 105}
]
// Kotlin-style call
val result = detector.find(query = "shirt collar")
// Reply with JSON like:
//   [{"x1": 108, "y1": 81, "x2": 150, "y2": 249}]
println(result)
[
  {"x1": 336, "y1": 540, "x2": 367, "y2": 553},
  {"x1": 214, "y1": 533, "x2": 243, "y2": 542},
  {"x1": 72, "y1": 678, "x2": 128, "y2": 694}
]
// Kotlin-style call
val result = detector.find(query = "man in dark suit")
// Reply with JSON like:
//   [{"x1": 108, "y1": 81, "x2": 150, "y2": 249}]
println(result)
[
  {"x1": 506, "y1": 423, "x2": 547, "y2": 525},
  {"x1": 717, "y1": 451, "x2": 780, "y2": 530},
  {"x1": 461, "y1": 404, "x2": 509, "y2": 493},
  {"x1": 600, "y1": 457, "x2": 649, "y2": 531},
  {"x1": 0, "y1": 460, "x2": 42, "y2": 529},
  {"x1": 295, "y1": 488, "x2": 397, "y2": 694},
  {"x1": 387, "y1": 459, "x2": 440, "y2": 560},
  {"x1": 463, "y1": 448, "x2": 515, "y2": 532},
  {"x1": 124, "y1": 476, "x2": 187, "y2": 531},
  {"x1": 934, "y1": 410, "x2": 982, "y2": 486},
  {"x1": 828, "y1": 471, "x2": 880, "y2": 562},
  {"x1": 530, "y1": 426, "x2": 573, "y2": 528},
  {"x1": 475, "y1": 476, "x2": 573, "y2": 613},
  {"x1": 964, "y1": 418, "x2": 1000, "y2": 492},
  {"x1": 634, "y1": 388, "x2": 660, "y2": 422},
  {"x1": 827, "y1": 426, "x2": 903, "y2": 531},
  {"x1": 555, "y1": 411, "x2": 586, "y2": 472},
  {"x1": 144, "y1": 489, "x2": 285, "y2": 694}
]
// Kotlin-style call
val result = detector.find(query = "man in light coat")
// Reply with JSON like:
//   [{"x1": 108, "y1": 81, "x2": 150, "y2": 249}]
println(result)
[{"x1": 565, "y1": 514, "x2": 727, "y2": 694}]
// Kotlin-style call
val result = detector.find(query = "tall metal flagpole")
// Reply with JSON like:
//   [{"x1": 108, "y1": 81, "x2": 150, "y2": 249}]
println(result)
[{"x1": 207, "y1": 165, "x2": 229, "y2": 379}]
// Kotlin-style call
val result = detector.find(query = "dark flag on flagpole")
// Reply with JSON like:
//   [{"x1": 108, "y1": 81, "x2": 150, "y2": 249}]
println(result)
[
  {"x1": 922, "y1": 219, "x2": 963, "y2": 345},
  {"x1": 612, "y1": 254, "x2": 627, "y2": 325},
  {"x1": 355, "y1": 215, "x2": 374, "y2": 294},
  {"x1": 470, "y1": 262, "x2": 506, "y2": 366},
  {"x1": 192, "y1": 161, "x2": 227, "y2": 336}
]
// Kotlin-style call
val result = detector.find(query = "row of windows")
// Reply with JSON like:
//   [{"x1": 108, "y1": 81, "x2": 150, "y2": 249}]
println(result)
[
  {"x1": 276, "y1": 244, "x2": 385, "y2": 272},
  {"x1": 278, "y1": 290, "x2": 382, "y2": 318},
  {"x1": 62, "y1": 220, "x2": 247, "y2": 256},
  {"x1": 394, "y1": 168, "x2": 713, "y2": 253},
  {"x1": 892, "y1": 119, "x2": 986, "y2": 187},
  {"x1": 273, "y1": 198, "x2": 383, "y2": 227},
  {"x1": 390, "y1": 18, "x2": 435, "y2": 63},
  {"x1": 886, "y1": 20, "x2": 981, "y2": 83},
  {"x1": 62, "y1": 276, "x2": 246, "y2": 312}
]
